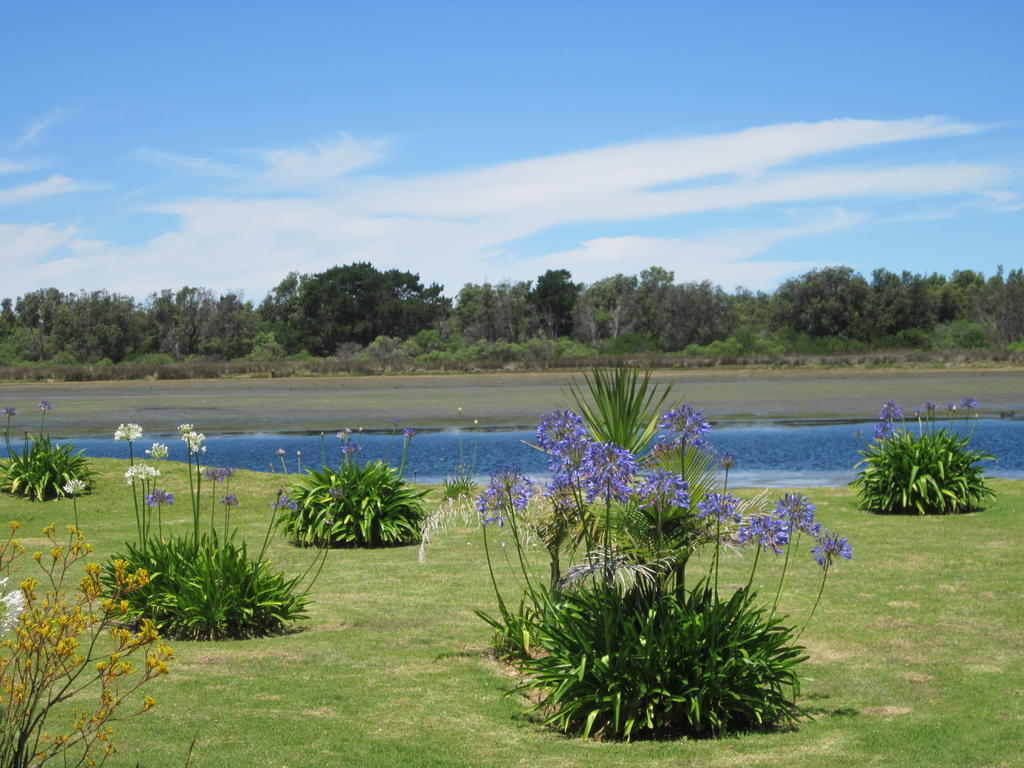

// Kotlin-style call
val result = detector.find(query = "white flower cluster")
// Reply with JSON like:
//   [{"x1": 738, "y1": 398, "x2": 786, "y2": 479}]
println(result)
[
  {"x1": 178, "y1": 424, "x2": 205, "y2": 454},
  {"x1": 125, "y1": 463, "x2": 161, "y2": 484},
  {"x1": 0, "y1": 577, "x2": 26, "y2": 636},
  {"x1": 146, "y1": 442, "x2": 169, "y2": 460},
  {"x1": 114, "y1": 423, "x2": 144, "y2": 442},
  {"x1": 62, "y1": 478, "x2": 88, "y2": 496}
]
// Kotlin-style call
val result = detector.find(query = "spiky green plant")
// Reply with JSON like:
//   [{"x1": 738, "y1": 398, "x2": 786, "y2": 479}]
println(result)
[
  {"x1": 567, "y1": 367, "x2": 672, "y2": 458},
  {"x1": 281, "y1": 460, "x2": 428, "y2": 547}
]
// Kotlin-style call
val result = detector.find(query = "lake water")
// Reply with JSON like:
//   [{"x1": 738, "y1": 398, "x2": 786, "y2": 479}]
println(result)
[{"x1": 10, "y1": 418, "x2": 1023, "y2": 488}]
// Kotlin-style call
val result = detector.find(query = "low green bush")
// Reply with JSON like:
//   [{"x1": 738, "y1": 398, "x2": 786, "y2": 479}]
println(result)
[
  {"x1": 1, "y1": 434, "x2": 94, "y2": 501},
  {"x1": 281, "y1": 460, "x2": 428, "y2": 547},
  {"x1": 516, "y1": 582, "x2": 806, "y2": 740},
  {"x1": 105, "y1": 534, "x2": 310, "y2": 640},
  {"x1": 853, "y1": 399, "x2": 995, "y2": 514}
]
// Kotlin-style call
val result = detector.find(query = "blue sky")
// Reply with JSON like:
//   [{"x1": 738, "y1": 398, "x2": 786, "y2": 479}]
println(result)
[{"x1": 2, "y1": 1, "x2": 1022, "y2": 300}]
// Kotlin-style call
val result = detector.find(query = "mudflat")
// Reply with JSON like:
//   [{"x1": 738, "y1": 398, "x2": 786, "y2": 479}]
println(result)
[{"x1": 1, "y1": 368, "x2": 1021, "y2": 435}]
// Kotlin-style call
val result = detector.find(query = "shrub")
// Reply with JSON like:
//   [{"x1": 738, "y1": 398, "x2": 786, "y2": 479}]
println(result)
[
  {"x1": 1, "y1": 435, "x2": 95, "y2": 501},
  {"x1": 853, "y1": 399, "x2": 995, "y2": 514},
  {"x1": 1, "y1": 523, "x2": 172, "y2": 768},
  {"x1": 442, "y1": 474, "x2": 477, "y2": 500},
  {"x1": 105, "y1": 534, "x2": 310, "y2": 640},
  {"x1": 281, "y1": 460, "x2": 428, "y2": 547},
  {"x1": 517, "y1": 582, "x2": 806, "y2": 739}
]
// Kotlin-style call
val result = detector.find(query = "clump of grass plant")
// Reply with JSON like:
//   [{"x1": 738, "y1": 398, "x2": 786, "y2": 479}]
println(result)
[
  {"x1": 852, "y1": 398, "x2": 996, "y2": 515},
  {"x1": 281, "y1": 460, "x2": 428, "y2": 547},
  {"x1": 106, "y1": 423, "x2": 325, "y2": 640},
  {"x1": 1, "y1": 403, "x2": 95, "y2": 501},
  {"x1": 466, "y1": 369, "x2": 852, "y2": 741}
]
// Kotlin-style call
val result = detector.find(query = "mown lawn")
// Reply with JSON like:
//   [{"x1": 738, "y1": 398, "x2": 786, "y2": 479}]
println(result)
[{"x1": 2, "y1": 459, "x2": 1021, "y2": 768}]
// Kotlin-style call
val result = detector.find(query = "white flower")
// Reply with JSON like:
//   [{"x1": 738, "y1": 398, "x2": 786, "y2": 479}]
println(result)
[
  {"x1": 177, "y1": 423, "x2": 194, "y2": 434},
  {"x1": 146, "y1": 442, "x2": 169, "y2": 460},
  {"x1": 125, "y1": 463, "x2": 161, "y2": 484},
  {"x1": 114, "y1": 423, "x2": 143, "y2": 442},
  {"x1": 181, "y1": 431, "x2": 205, "y2": 453},
  {"x1": 1, "y1": 577, "x2": 26, "y2": 636},
  {"x1": 63, "y1": 478, "x2": 88, "y2": 496}
]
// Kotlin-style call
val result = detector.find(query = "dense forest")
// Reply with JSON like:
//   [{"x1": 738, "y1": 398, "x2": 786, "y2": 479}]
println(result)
[{"x1": 2, "y1": 263, "x2": 1023, "y2": 373}]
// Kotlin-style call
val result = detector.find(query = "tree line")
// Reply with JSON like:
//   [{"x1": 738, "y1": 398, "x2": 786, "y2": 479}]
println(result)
[{"x1": 1, "y1": 262, "x2": 1022, "y2": 367}]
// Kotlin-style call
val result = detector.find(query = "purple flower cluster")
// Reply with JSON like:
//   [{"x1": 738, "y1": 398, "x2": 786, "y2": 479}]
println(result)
[
  {"x1": 203, "y1": 467, "x2": 235, "y2": 483},
  {"x1": 1, "y1": 407, "x2": 15, "y2": 417},
  {"x1": 37, "y1": 400, "x2": 52, "y2": 411},
  {"x1": 402, "y1": 428, "x2": 417, "y2": 439},
  {"x1": 536, "y1": 410, "x2": 591, "y2": 476},
  {"x1": 697, "y1": 492, "x2": 741, "y2": 525},
  {"x1": 774, "y1": 493, "x2": 820, "y2": 536},
  {"x1": 144, "y1": 489, "x2": 174, "y2": 507},
  {"x1": 738, "y1": 515, "x2": 790, "y2": 554},
  {"x1": 272, "y1": 493, "x2": 297, "y2": 511},
  {"x1": 476, "y1": 469, "x2": 534, "y2": 525},
  {"x1": 960, "y1": 397, "x2": 980, "y2": 410},
  {"x1": 632, "y1": 469, "x2": 690, "y2": 511},
  {"x1": 219, "y1": 494, "x2": 240, "y2": 507},
  {"x1": 873, "y1": 399, "x2": 904, "y2": 440},
  {"x1": 582, "y1": 442, "x2": 637, "y2": 504},
  {"x1": 658, "y1": 404, "x2": 711, "y2": 449},
  {"x1": 811, "y1": 529, "x2": 853, "y2": 568}
]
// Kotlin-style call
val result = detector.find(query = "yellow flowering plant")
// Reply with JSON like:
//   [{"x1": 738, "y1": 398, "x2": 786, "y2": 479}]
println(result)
[{"x1": 0, "y1": 522, "x2": 173, "y2": 768}]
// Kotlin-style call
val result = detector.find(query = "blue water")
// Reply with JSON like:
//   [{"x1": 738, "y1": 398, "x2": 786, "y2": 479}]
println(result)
[{"x1": 9, "y1": 418, "x2": 1022, "y2": 488}]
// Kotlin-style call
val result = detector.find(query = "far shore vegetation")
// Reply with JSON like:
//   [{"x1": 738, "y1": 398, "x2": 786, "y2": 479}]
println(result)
[{"x1": 2, "y1": 263, "x2": 1024, "y2": 382}]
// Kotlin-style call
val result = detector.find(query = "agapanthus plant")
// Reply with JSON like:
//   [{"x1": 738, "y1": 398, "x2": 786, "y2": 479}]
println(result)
[
  {"x1": 853, "y1": 397, "x2": 995, "y2": 514},
  {"x1": 464, "y1": 371, "x2": 853, "y2": 741}
]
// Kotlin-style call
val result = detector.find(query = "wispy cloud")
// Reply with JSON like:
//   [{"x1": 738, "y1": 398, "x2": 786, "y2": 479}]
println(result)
[
  {"x1": 0, "y1": 175, "x2": 103, "y2": 207},
  {"x1": 8, "y1": 109, "x2": 65, "y2": 152},
  {"x1": 133, "y1": 147, "x2": 239, "y2": 177},
  {"x1": 246, "y1": 132, "x2": 389, "y2": 189},
  {"x1": 0, "y1": 159, "x2": 36, "y2": 176},
  {"x1": 1, "y1": 117, "x2": 1017, "y2": 298}
]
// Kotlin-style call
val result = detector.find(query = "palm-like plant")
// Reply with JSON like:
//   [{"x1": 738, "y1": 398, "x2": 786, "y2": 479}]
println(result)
[{"x1": 567, "y1": 367, "x2": 672, "y2": 458}]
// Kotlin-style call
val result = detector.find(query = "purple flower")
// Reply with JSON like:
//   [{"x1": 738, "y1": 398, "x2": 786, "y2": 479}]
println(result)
[
  {"x1": 632, "y1": 469, "x2": 690, "y2": 511},
  {"x1": 582, "y1": 442, "x2": 637, "y2": 504},
  {"x1": 37, "y1": 400, "x2": 52, "y2": 411},
  {"x1": 718, "y1": 451, "x2": 738, "y2": 470},
  {"x1": 272, "y1": 493, "x2": 297, "y2": 511},
  {"x1": 923, "y1": 401, "x2": 937, "y2": 412},
  {"x1": 1, "y1": 407, "x2": 15, "y2": 417},
  {"x1": 144, "y1": 489, "x2": 174, "y2": 507},
  {"x1": 219, "y1": 494, "x2": 240, "y2": 507},
  {"x1": 738, "y1": 515, "x2": 790, "y2": 554},
  {"x1": 392, "y1": 417, "x2": 402, "y2": 426},
  {"x1": 476, "y1": 468, "x2": 534, "y2": 524},
  {"x1": 697, "y1": 492, "x2": 742, "y2": 525},
  {"x1": 812, "y1": 529, "x2": 852, "y2": 568},
  {"x1": 947, "y1": 402, "x2": 958, "y2": 412},
  {"x1": 960, "y1": 397, "x2": 980, "y2": 410},
  {"x1": 773, "y1": 493, "x2": 819, "y2": 536},
  {"x1": 536, "y1": 410, "x2": 591, "y2": 473},
  {"x1": 329, "y1": 486, "x2": 346, "y2": 501},
  {"x1": 402, "y1": 428, "x2": 417, "y2": 439},
  {"x1": 878, "y1": 400, "x2": 902, "y2": 422},
  {"x1": 874, "y1": 420, "x2": 896, "y2": 440},
  {"x1": 343, "y1": 443, "x2": 361, "y2": 454},
  {"x1": 658, "y1": 404, "x2": 711, "y2": 448}
]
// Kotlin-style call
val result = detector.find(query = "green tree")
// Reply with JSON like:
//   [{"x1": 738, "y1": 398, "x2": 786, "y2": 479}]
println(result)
[{"x1": 531, "y1": 269, "x2": 580, "y2": 338}]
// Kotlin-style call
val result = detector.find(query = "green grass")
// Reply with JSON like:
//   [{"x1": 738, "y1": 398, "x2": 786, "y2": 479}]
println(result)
[{"x1": 2, "y1": 460, "x2": 1021, "y2": 767}]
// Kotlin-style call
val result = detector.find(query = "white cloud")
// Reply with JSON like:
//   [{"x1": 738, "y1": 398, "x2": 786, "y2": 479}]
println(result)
[
  {"x1": 531, "y1": 209, "x2": 865, "y2": 290},
  {"x1": 0, "y1": 116, "x2": 1016, "y2": 299},
  {"x1": 133, "y1": 147, "x2": 239, "y2": 177},
  {"x1": 8, "y1": 109, "x2": 64, "y2": 152},
  {"x1": 0, "y1": 175, "x2": 103, "y2": 207},
  {"x1": 0, "y1": 159, "x2": 35, "y2": 176},
  {"x1": 247, "y1": 132, "x2": 389, "y2": 189}
]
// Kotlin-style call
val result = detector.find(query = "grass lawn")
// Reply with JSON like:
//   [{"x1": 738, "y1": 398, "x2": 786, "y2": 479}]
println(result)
[{"x1": 2, "y1": 459, "x2": 1021, "y2": 767}]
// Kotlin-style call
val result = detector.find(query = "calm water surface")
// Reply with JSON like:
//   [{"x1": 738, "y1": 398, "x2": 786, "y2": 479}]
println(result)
[{"x1": 14, "y1": 418, "x2": 1023, "y2": 488}]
